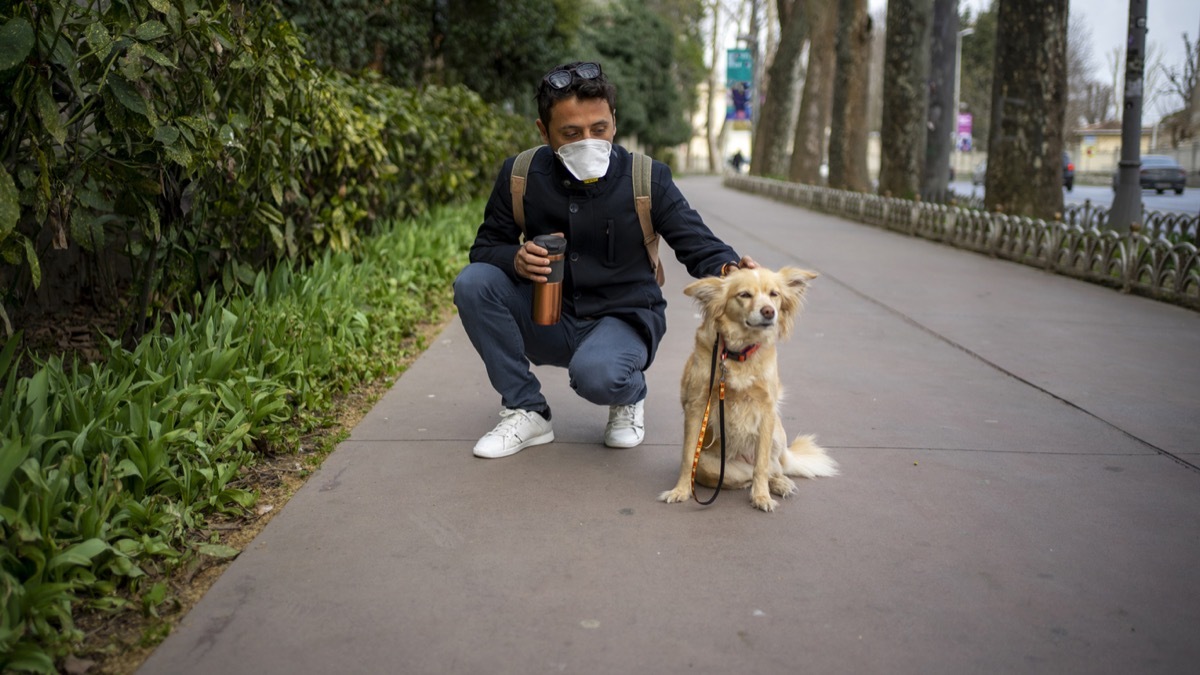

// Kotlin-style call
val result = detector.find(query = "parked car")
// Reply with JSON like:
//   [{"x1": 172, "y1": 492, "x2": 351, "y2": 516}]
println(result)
[
  {"x1": 1112, "y1": 155, "x2": 1187, "y2": 194},
  {"x1": 971, "y1": 152, "x2": 1075, "y2": 190}
]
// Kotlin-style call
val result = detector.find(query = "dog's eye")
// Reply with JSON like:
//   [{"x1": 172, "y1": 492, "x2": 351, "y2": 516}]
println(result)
[
  {"x1": 738, "y1": 291, "x2": 752, "y2": 299},
  {"x1": 769, "y1": 290, "x2": 780, "y2": 297}
]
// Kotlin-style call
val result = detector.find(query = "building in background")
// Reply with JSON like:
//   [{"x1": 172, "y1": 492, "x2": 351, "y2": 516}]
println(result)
[{"x1": 1068, "y1": 120, "x2": 1153, "y2": 175}]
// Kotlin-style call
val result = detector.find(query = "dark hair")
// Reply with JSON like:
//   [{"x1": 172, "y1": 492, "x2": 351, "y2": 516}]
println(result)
[{"x1": 536, "y1": 61, "x2": 617, "y2": 130}]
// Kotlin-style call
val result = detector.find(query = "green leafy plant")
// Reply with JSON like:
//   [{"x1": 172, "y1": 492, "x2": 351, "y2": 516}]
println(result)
[
  {"x1": 1, "y1": 202, "x2": 481, "y2": 670},
  {"x1": 0, "y1": 1, "x2": 533, "y2": 340}
]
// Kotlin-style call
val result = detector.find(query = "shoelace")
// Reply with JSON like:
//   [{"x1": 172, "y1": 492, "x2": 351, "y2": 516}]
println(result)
[
  {"x1": 609, "y1": 405, "x2": 640, "y2": 428},
  {"x1": 491, "y1": 409, "x2": 534, "y2": 438}
]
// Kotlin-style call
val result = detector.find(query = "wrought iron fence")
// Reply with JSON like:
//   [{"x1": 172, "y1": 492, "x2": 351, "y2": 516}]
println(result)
[{"x1": 725, "y1": 175, "x2": 1200, "y2": 311}]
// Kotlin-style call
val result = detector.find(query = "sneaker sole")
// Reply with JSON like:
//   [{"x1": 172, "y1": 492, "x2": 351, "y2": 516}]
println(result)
[
  {"x1": 473, "y1": 430, "x2": 555, "y2": 459},
  {"x1": 604, "y1": 433, "x2": 644, "y2": 449}
]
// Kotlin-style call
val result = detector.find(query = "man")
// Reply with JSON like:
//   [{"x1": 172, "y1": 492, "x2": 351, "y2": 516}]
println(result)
[
  {"x1": 731, "y1": 149, "x2": 746, "y2": 173},
  {"x1": 453, "y1": 61, "x2": 755, "y2": 459}
]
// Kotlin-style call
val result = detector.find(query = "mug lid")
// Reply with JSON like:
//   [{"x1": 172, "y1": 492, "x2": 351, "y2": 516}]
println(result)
[{"x1": 532, "y1": 234, "x2": 567, "y2": 255}]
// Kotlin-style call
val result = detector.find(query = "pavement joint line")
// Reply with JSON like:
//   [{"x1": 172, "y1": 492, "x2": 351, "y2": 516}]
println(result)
[
  {"x1": 834, "y1": 446, "x2": 1166, "y2": 455},
  {"x1": 704, "y1": 206, "x2": 1200, "y2": 477},
  {"x1": 344, "y1": 439, "x2": 1163, "y2": 458}
]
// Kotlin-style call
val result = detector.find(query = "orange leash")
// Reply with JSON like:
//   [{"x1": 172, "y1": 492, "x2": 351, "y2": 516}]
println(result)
[{"x1": 690, "y1": 336, "x2": 727, "y2": 505}]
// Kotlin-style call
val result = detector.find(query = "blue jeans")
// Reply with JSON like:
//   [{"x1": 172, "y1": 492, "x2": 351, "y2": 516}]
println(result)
[{"x1": 453, "y1": 262, "x2": 648, "y2": 413}]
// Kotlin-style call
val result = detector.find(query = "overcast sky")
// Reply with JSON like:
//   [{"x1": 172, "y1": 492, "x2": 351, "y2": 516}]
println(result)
[{"x1": 868, "y1": 0, "x2": 1200, "y2": 121}]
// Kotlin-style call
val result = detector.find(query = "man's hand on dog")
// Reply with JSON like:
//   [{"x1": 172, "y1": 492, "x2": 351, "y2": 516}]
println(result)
[{"x1": 725, "y1": 256, "x2": 759, "y2": 276}]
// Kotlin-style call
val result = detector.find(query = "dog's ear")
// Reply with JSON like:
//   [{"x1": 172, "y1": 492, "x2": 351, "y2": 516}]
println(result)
[
  {"x1": 683, "y1": 276, "x2": 726, "y2": 318},
  {"x1": 776, "y1": 267, "x2": 817, "y2": 339},
  {"x1": 779, "y1": 267, "x2": 818, "y2": 291}
]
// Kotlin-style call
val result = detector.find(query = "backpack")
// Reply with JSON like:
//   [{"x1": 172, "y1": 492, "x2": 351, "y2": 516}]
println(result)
[{"x1": 509, "y1": 146, "x2": 664, "y2": 286}]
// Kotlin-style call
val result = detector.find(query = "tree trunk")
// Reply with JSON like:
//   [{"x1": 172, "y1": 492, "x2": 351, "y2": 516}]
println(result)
[
  {"x1": 751, "y1": 0, "x2": 807, "y2": 177},
  {"x1": 706, "y1": 0, "x2": 721, "y2": 173},
  {"x1": 921, "y1": 0, "x2": 958, "y2": 200},
  {"x1": 789, "y1": 0, "x2": 838, "y2": 184},
  {"x1": 984, "y1": 0, "x2": 1067, "y2": 220},
  {"x1": 879, "y1": 0, "x2": 933, "y2": 199},
  {"x1": 828, "y1": 0, "x2": 872, "y2": 191}
]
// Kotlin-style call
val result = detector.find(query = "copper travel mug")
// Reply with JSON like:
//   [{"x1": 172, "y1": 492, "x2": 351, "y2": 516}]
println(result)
[{"x1": 532, "y1": 234, "x2": 567, "y2": 326}]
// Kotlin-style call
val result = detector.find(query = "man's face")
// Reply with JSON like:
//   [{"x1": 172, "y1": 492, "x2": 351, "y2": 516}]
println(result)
[{"x1": 536, "y1": 96, "x2": 616, "y2": 151}]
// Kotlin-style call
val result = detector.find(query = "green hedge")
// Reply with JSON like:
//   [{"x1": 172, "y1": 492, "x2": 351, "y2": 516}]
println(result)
[
  {"x1": 0, "y1": 202, "x2": 482, "y2": 672},
  {"x1": 0, "y1": 2, "x2": 540, "y2": 669},
  {"x1": 0, "y1": 1, "x2": 534, "y2": 334}
]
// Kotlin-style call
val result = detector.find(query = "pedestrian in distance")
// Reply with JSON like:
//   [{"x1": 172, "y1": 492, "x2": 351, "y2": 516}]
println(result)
[
  {"x1": 453, "y1": 60, "x2": 756, "y2": 459},
  {"x1": 731, "y1": 149, "x2": 746, "y2": 173}
]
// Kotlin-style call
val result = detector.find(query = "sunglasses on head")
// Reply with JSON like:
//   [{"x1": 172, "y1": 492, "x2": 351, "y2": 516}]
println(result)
[{"x1": 543, "y1": 62, "x2": 602, "y2": 90}]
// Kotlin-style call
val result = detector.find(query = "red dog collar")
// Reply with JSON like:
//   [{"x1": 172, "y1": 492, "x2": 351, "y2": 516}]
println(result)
[{"x1": 721, "y1": 343, "x2": 760, "y2": 362}]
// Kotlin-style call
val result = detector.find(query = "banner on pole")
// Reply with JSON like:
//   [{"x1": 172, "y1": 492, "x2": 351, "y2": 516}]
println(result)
[
  {"x1": 956, "y1": 113, "x2": 973, "y2": 151},
  {"x1": 726, "y1": 48, "x2": 753, "y2": 126}
]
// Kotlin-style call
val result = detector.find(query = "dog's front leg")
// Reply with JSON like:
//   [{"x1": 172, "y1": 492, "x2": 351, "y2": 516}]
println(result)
[
  {"x1": 659, "y1": 401, "x2": 707, "y2": 504},
  {"x1": 750, "y1": 414, "x2": 778, "y2": 512},
  {"x1": 768, "y1": 421, "x2": 798, "y2": 497}
]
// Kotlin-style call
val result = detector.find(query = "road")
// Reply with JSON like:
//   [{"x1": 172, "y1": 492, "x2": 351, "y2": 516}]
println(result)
[{"x1": 949, "y1": 180, "x2": 1200, "y2": 215}]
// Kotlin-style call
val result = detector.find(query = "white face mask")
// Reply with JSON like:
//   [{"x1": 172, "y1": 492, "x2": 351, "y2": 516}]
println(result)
[{"x1": 555, "y1": 138, "x2": 612, "y2": 183}]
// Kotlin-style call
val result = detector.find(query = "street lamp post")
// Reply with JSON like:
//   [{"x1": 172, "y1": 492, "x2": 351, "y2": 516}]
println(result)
[
  {"x1": 1110, "y1": 0, "x2": 1147, "y2": 234},
  {"x1": 953, "y1": 27, "x2": 975, "y2": 180}
]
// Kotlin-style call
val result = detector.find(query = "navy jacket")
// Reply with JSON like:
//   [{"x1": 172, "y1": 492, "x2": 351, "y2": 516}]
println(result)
[{"x1": 469, "y1": 144, "x2": 740, "y2": 366}]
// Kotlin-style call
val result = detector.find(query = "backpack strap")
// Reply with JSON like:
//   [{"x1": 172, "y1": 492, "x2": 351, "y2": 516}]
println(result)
[
  {"x1": 632, "y1": 152, "x2": 664, "y2": 286},
  {"x1": 510, "y1": 146, "x2": 542, "y2": 238}
]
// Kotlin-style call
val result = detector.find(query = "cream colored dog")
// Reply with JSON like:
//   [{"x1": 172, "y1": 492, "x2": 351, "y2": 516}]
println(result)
[{"x1": 659, "y1": 266, "x2": 838, "y2": 511}]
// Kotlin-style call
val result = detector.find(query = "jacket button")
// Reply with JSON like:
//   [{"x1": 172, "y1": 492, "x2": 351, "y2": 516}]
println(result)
[
  {"x1": 570, "y1": 253, "x2": 579, "y2": 261},
  {"x1": 569, "y1": 203, "x2": 579, "y2": 214}
]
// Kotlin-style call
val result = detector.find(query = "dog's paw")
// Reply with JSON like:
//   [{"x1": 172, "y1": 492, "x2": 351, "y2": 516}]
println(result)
[
  {"x1": 659, "y1": 487, "x2": 692, "y2": 504},
  {"x1": 750, "y1": 490, "x2": 778, "y2": 512},
  {"x1": 769, "y1": 475, "x2": 797, "y2": 497}
]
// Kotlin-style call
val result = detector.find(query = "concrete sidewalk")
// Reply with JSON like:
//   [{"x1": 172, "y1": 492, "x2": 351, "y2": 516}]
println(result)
[{"x1": 139, "y1": 175, "x2": 1200, "y2": 675}]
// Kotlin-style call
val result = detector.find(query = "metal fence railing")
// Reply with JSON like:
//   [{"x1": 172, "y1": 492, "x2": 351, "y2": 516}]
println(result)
[{"x1": 726, "y1": 175, "x2": 1200, "y2": 311}]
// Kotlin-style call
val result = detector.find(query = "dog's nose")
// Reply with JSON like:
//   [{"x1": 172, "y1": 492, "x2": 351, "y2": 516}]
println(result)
[{"x1": 760, "y1": 305, "x2": 775, "y2": 320}]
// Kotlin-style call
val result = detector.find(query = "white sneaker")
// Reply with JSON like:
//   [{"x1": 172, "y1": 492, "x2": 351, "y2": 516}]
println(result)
[
  {"x1": 604, "y1": 400, "x2": 645, "y2": 448},
  {"x1": 473, "y1": 409, "x2": 554, "y2": 458}
]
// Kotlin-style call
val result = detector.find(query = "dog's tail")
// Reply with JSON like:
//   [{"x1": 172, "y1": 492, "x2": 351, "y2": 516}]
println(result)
[{"x1": 782, "y1": 434, "x2": 839, "y2": 478}]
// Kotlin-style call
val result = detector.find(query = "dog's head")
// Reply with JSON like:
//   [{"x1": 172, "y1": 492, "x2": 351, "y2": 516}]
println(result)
[{"x1": 683, "y1": 266, "x2": 818, "y2": 345}]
